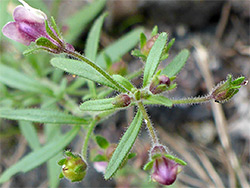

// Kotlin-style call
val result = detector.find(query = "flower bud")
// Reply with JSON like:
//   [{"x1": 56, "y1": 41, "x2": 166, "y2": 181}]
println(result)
[
  {"x1": 144, "y1": 144, "x2": 186, "y2": 186},
  {"x1": 149, "y1": 75, "x2": 171, "y2": 94},
  {"x1": 108, "y1": 60, "x2": 127, "y2": 76},
  {"x1": 112, "y1": 94, "x2": 131, "y2": 107},
  {"x1": 141, "y1": 34, "x2": 159, "y2": 56},
  {"x1": 211, "y1": 75, "x2": 247, "y2": 103},
  {"x1": 58, "y1": 151, "x2": 87, "y2": 182}
]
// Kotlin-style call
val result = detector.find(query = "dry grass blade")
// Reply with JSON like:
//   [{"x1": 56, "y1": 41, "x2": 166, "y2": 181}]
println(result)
[
  {"x1": 193, "y1": 41, "x2": 249, "y2": 188},
  {"x1": 194, "y1": 147, "x2": 225, "y2": 188}
]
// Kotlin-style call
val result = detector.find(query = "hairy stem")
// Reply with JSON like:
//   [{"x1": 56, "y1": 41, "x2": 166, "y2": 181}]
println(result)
[
  {"x1": 137, "y1": 102, "x2": 159, "y2": 144},
  {"x1": 63, "y1": 49, "x2": 128, "y2": 93},
  {"x1": 172, "y1": 95, "x2": 212, "y2": 105},
  {"x1": 82, "y1": 119, "x2": 97, "y2": 158}
]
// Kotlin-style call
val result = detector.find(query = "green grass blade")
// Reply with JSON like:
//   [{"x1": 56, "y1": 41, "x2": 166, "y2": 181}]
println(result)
[
  {"x1": 0, "y1": 64, "x2": 52, "y2": 95},
  {"x1": 19, "y1": 121, "x2": 41, "y2": 151},
  {"x1": 161, "y1": 49, "x2": 190, "y2": 77},
  {"x1": 104, "y1": 111, "x2": 143, "y2": 179},
  {"x1": 64, "y1": 0, "x2": 106, "y2": 43},
  {"x1": 96, "y1": 28, "x2": 144, "y2": 68},
  {"x1": 143, "y1": 32, "x2": 168, "y2": 87},
  {"x1": 0, "y1": 109, "x2": 89, "y2": 124},
  {"x1": 0, "y1": 126, "x2": 80, "y2": 183}
]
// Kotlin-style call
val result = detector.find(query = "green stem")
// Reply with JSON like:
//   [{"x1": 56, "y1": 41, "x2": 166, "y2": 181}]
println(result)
[
  {"x1": 137, "y1": 102, "x2": 159, "y2": 144},
  {"x1": 64, "y1": 49, "x2": 128, "y2": 93},
  {"x1": 82, "y1": 119, "x2": 97, "y2": 158},
  {"x1": 172, "y1": 96, "x2": 211, "y2": 105}
]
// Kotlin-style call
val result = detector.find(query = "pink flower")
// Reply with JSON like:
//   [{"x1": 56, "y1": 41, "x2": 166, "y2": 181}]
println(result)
[
  {"x1": 2, "y1": 0, "x2": 48, "y2": 45},
  {"x1": 2, "y1": 0, "x2": 74, "y2": 53},
  {"x1": 93, "y1": 161, "x2": 108, "y2": 173},
  {"x1": 151, "y1": 155, "x2": 180, "y2": 185}
]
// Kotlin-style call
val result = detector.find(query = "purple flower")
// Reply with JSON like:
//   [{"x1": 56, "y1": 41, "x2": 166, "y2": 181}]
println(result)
[
  {"x1": 151, "y1": 155, "x2": 180, "y2": 185},
  {"x1": 93, "y1": 161, "x2": 108, "y2": 173},
  {"x1": 2, "y1": 0, "x2": 48, "y2": 45},
  {"x1": 2, "y1": 0, "x2": 74, "y2": 53}
]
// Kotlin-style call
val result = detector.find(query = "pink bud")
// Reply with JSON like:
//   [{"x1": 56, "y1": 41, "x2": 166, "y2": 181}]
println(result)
[
  {"x1": 112, "y1": 94, "x2": 131, "y2": 107},
  {"x1": 152, "y1": 156, "x2": 180, "y2": 185}
]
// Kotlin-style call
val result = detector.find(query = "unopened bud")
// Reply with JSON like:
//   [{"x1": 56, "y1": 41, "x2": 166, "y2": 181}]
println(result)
[
  {"x1": 112, "y1": 94, "x2": 131, "y2": 107},
  {"x1": 108, "y1": 60, "x2": 127, "y2": 76},
  {"x1": 145, "y1": 144, "x2": 186, "y2": 186},
  {"x1": 149, "y1": 75, "x2": 171, "y2": 94},
  {"x1": 105, "y1": 144, "x2": 117, "y2": 160},
  {"x1": 58, "y1": 151, "x2": 87, "y2": 182},
  {"x1": 141, "y1": 34, "x2": 159, "y2": 56},
  {"x1": 211, "y1": 75, "x2": 247, "y2": 103}
]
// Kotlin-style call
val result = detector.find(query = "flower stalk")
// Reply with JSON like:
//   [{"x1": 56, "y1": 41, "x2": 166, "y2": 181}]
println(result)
[{"x1": 137, "y1": 101, "x2": 159, "y2": 144}]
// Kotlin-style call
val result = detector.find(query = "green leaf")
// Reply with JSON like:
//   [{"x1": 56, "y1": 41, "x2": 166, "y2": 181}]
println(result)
[
  {"x1": 64, "y1": 0, "x2": 107, "y2": 43},
  {"x1": 51, "y1": 57, "x2": 122, "y2": 91},
  {"x1": 151, "y1": 26, "x2": 158, "y2": 37},
  {"x1": 140, "y1": 33, "x2": 147, "y2": 49},
  {"x1": 112, "y1": 75, "x2": 135, "y2": 91},
  {"x1": 0, "y1": 126, "x2": 80, "y2": 183},
  {"x1": 161, "y1": 49, "x2": 190, "y2": 77},
  {"x1": 144, "y1": 95, "x2": 173, "y2": 107},
  {"x1": 93, "y1": 154, "x2": 107, "y2": 162},
  {"x1": 128, "y1": 153, "x2": 136, "y2": 159},
  {"x1": 143, "y1": 32, "x2": 168, "y2": 87},
  {"x1": 96, "y1": 28, "x2": 144, "y2": 68},
  {"x1": 143, "y1": 160, "x2": 154, "y2": 171},
  {"x1": 104, "y1": 111, "x2": 143, "y2": 179},
  {"x1": 96, "y1": 135, "x2": 109, "y2": 149},
  {"x1": 80, "y1": 98, "x2": 124, "y2": 111},
  {"x1": 0, "y1": 64, "x2": 52, "y2": 95},
  {"x1": 0, "y1": 109, "x2": 89, "y2": 124},
  {"x1": 19, "y1": 121, "x2": 40, "y2": 151},
  {"x1": 85, "y1": 12, "x2": 108, "y2": 62}
]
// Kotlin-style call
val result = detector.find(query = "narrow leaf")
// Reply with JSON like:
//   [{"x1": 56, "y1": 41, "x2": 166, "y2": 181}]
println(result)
[
  {"x1": 104, "y1": 111, "x2": 143, "y2": 179},
  {"x1": 80, "y1": 98, "x2": 121, "y2": 111},
  {"x1": 112, "y1": 74, "x2": 135, "y2": 91},
  {"x1": 144, "y1": 95, "x2": 173, "y2": 107},
  {"x1": 161, "y1": 49, "x2": 190, "y2": 77},
  {"x1": 0, "y1": 109, "x2": 89, "y2": 124},
  {"x1": 96, "y1": 28, "x2": 144, "y2": 68},
  {"x1": 19, "y1": 121, "x2": 40, "y2": 151},
  {"x1": 143, "y1": 32, "x2": 168, "y2": 87},
  {"x1": 85, "y1": 13, "x2": 108, "y2": 61},
  {"x1": 64, "y1": 0, "x2": 106, "y2": 43},
  {"x1": 0, "y1": 126, "x2": 80, "y2": 183},
  {"x1": 0, "y1": 64, "x2": 52, "y2": 95},
  {"x1": 51, "y1": 57, "x2": 123, "y2": 91}
]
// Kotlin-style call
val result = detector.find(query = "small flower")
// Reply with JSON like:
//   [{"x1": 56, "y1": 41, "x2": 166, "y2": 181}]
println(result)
[
  {"x1": 2, "y1": 0, "x2": 73, "y2": 53},
  {"x1": 211, "y1": 75, "x2": 247, "y2": 103},
  {"x1": 152, "y1": 155, "x2": 181, "y2": 185},
  {"x1": 58, "y1": 151, "x2": 87, "y2": 182},
  {"x1": 144, "y1": 145, "x2": 186, "y2": 186},
  {"x1": 93, "y1": 161, "x2": 108, "y2": 173},
  {"x1": 112, "y1": 94, "x2": 131, "y2": 107}
]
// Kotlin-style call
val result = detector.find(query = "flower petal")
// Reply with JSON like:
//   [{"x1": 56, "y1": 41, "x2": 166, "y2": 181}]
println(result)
[
  {"x1": 13, "y1": 5, "x2": 45, "y2": 24},
  {"x1": 2, "y1": 22, "x2": 31, "y2": 45}
]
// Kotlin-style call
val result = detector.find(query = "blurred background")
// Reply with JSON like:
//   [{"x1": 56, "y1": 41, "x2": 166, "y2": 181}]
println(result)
[{"x1": 0, "y1": 0, "x2": 249, "y2": 187}]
